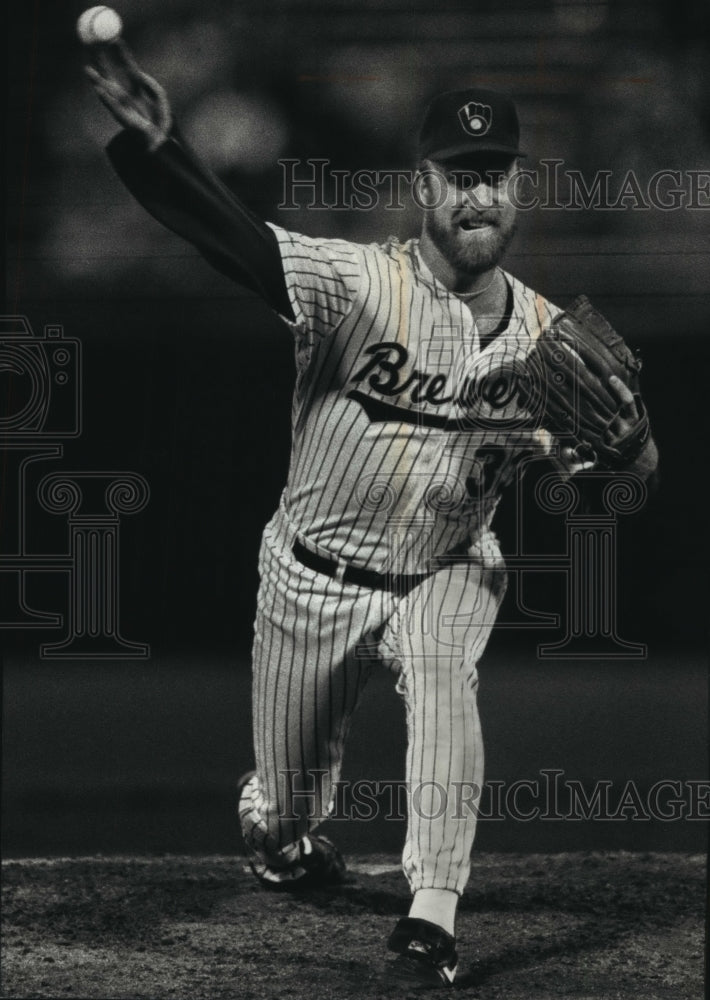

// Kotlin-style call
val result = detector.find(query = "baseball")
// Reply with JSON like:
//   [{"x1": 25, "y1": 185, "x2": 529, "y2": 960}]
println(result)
[{"x1": 76, "y1": 6, "x2": 123, "y2": 45}]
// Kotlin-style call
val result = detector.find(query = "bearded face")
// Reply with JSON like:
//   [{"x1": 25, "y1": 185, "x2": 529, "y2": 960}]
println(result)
[{"x1": 418, "y1": 156, "x2": 519, "y2": 275}]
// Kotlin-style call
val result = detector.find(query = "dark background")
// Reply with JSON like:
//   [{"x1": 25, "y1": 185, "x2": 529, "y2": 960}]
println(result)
[{"x1": 2, "y1": 0, "x2": 708, "y2": 856}]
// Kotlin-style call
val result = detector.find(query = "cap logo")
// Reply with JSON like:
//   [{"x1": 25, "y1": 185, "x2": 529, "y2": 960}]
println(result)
[{"x1": 458, "y1": 101, "x2": 492, "y2": 137}]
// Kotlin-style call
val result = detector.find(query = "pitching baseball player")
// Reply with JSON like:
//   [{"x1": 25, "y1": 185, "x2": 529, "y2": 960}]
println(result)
[{"x1": 86, "y1": 40, "x2": 658, "y2": 988}]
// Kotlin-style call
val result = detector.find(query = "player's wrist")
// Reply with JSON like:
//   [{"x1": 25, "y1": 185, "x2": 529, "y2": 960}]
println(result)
[{"x1": 620, "y1": 435, "x2": 658, "y2": 481}]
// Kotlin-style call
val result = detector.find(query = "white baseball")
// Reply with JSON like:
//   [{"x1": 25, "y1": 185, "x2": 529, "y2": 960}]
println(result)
[{"x1": 76, "y1": 6, "x2": 123, "y2": 45}]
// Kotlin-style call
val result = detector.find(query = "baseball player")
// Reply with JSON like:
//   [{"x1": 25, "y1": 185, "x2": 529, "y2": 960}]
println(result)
[{"x1": 86, "y1": 45, "x2": 658, "y2": 988}]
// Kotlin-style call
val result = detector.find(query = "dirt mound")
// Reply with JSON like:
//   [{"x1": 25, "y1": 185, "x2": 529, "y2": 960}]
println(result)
[{"x1": 1, "y1": 852, "x2": 704, "y2": 998}]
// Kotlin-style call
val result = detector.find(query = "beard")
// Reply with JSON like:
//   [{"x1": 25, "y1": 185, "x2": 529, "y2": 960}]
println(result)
[{"x1": 423, "y1": 207, "x2": 518, "y2": 276}]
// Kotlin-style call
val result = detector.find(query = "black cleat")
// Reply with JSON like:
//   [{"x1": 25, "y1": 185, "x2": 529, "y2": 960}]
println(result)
[
  {"x1": 387, "y1": 917, "x2": 458, "y2": 988},
  {"x1": 248, "y1": 833, "x2": 348, "y2": 891},
  {"x1": 237, "y1": 770, "x2": 347, "y2": 891}
]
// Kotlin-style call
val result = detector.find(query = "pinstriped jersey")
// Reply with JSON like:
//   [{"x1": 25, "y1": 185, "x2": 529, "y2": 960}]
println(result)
[{"x1": 268, "y1": 223, "x2": 561, "y2": 574}]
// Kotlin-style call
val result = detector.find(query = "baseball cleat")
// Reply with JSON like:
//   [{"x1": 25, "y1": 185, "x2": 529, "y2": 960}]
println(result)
[
  {"x1": 386, "y1": 917, "x2": 458, "y2": 988},
  {"x1": 247, "y1": 832, "x2": 348, "y2": 891},
  {"x1": 237, "y1": 770, "x2": 347, "y2": 891}
]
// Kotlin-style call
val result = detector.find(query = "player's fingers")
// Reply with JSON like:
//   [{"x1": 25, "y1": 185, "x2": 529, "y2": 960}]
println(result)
[
  {"x1": 91, "y1": 44, "x2": 139, "y2": 95},
  {"x1": 133, "y1": 70, "x2": 168, "y2": 105},
  {"x1": 93, "y1": 87, "x2": 128, "y2": 120},
  {"x1": 83, "y1": 65, "x2": 105, "y2": 85},
  {"x1": 606, "y1": 416, "x2": 629, "y2": 438},
  {"x1": 93, "y1": 47, "x2": 117, "y2": 82},
  {"x1": 608, "y1": 374, "x2": 635, "y2": 402},
  {"x1": 90, "y1": 77, "x2": 135, "y2": 115},
  {"x1": 86, "y1": 72, "x2": 120, "y2": 106},
  {"x1": 86, "y1": 70, "x2": 126, "y2": 99},
  {"x1": 537, "y1": 338, "x2": 620, "y2": 417},
  {"x1": 112, "y1": 50, "x2": 162, "y2": 102},
  {"x1": 93, "y1": 87, "x2": 133, "y2": 122},
  {"x1": 84, "y1": 52, "x2": 110, "y2": 82},
  {"x1": 561, "y1": 445, "x2": 595, "y2": 471},
  {"x1": 126, "y1": 71, "x2": 171, "y2": 130},
  {"x1": 135, "y1": 70, "x2": 167, "y2": 98},
  {"x1": 153, "y1": 80, "x2": 172, "y2": 130},
  {"x1": 89, "y1": 69, "x2": 148, "y2": 113},
  {"x1": 89, "y1": 77, "x2": 154, "y2": 130},
  {"x1": 101, "y1": 40, "x2": 147, "y2": 97},
  {"x1": 608, "y1": 374, "x2": 638, "y2": 417},
  {"x1": 114, "y1": 38, "x2": 144, "y2": 77}
]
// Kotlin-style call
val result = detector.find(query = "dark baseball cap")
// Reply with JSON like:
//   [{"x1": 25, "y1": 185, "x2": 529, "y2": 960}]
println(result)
[{"x1": 418, "y1": 88, "x2": 525, "y2": 161}]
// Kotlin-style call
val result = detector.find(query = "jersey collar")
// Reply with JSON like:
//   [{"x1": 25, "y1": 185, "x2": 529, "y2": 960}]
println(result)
[{"x1": 409, "y1": 238, "x2": 515, "y2": 341}]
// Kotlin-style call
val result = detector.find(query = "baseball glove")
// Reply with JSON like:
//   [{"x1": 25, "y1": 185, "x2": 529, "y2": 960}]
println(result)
[{"x1": 521, "y1": 295, "x2": 650, "y2": 469}]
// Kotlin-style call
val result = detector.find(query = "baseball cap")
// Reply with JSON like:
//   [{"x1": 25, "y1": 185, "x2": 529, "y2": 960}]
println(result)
[{"x1": 418, "y1": 88, "x2": 525, "y2": 161}]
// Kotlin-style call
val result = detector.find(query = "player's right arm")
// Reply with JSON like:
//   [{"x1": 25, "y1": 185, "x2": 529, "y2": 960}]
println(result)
[{"x1": 85, "y1": 50, "x2": 294, "y2": 319}]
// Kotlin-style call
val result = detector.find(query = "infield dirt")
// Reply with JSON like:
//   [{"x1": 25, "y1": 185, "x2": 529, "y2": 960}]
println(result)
[{"x1": 1, "y1": 852, "x2": 705, "y2": 998}]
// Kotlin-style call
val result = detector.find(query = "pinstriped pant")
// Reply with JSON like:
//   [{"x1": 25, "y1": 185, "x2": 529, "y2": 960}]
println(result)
[{"x1": 242, "y1": 501, "x2": 507, "y2": 895}]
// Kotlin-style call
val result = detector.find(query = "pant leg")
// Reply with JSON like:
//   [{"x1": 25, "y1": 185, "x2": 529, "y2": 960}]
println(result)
[
  {"x1": 242, "y1": 506, "x2": 387, "y2": 861},
  {"x1": 382, "y1": 535, "x2": 507, "y2": 896}
]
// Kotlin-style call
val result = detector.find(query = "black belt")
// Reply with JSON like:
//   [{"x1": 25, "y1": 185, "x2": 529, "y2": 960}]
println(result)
[{"x1": 292, "y1": 540, "x2": 431, "y2": 594}]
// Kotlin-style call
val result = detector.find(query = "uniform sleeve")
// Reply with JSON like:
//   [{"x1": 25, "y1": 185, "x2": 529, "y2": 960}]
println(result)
[
  {"x1": 266, "y1": 223, "x2": 362, "y2": 338},
  {"x1": 106, "y1": 127, "x2": 294, "y2": 320}
]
